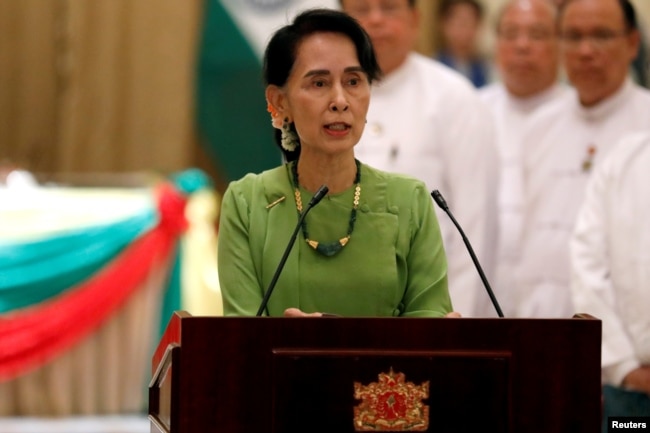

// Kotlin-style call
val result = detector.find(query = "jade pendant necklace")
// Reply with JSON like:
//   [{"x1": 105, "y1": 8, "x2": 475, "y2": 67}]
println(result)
[{"x1": 291, "y1": 159, "x2": 361, "y2": 257}]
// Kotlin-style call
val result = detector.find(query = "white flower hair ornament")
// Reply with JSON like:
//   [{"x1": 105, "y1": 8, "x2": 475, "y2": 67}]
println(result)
[{"x1": 267, "y1": 102, "x2": 299, "y2": 152}]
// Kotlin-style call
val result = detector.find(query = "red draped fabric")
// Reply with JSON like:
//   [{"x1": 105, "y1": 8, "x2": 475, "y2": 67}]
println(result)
[{"x1": 0, "y1": 183, "x2": 188, "y2": 382}]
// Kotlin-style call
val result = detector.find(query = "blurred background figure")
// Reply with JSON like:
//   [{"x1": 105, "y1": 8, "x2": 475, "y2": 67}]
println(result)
[
  {"x1": 435, "y1": 0, "x2": 491, "y2": 87},
  {"x1": 479, "y1": 0, "x2": 567, "y2": 317},
  {"x1": 340, "y1": 0, "x2": 499, "y2": 318},
  {"x1": 551, "y1": 0, "x2": 649, "y2": 88},
  {"x1": 513, "y1": 0, "x2": 650, "y2": 318},
  {"x1": 570, "y1": 131, "x2": 650, "y2": 430}
]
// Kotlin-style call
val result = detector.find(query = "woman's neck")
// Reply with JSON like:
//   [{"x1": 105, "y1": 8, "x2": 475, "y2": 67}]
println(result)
[{"x1": 295, "y1": 151, "x2": 357, "y2": 195}]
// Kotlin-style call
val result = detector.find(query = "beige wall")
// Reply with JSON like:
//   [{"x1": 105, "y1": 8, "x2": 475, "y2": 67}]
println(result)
[
  {"x1": 415, "y1": 0, "x2": 440, "y2": 56},
  {"x1": 633, "y1": 0, "x2": 650, "y2": 22},
  {"x1": 0, "y1": 0, "x2": 205, "y2": 179}
]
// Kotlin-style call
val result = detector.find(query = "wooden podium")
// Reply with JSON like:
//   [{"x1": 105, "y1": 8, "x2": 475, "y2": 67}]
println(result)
[{"x1": 149, "y1": 312, "x2": 601, "y2": 432}]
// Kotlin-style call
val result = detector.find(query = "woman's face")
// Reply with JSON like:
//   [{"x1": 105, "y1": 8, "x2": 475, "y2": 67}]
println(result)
[{"x1": 270, "y1": 32, "x2": 371, "y2": 157}]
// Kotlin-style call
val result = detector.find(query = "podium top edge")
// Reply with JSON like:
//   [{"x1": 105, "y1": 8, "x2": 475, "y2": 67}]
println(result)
[{"x1": 174, "y1": 315, "x2": 600, "y2": 322}]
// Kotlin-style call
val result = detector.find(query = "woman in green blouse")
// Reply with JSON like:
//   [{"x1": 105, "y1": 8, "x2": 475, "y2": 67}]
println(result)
[{"x1": 218, "y1": 9, "x2": 453, "y2": 318}]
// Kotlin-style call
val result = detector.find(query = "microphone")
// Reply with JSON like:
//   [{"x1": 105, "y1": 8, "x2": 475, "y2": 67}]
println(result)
[
  {"x1": 256, "y1": 184, "x2": 329, "y2": 316},
  {"x1": 431, "y1": 189, "x2": 504, "y2": 318}
]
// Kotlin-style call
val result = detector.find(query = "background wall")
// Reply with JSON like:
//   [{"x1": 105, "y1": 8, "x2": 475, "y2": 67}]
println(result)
[{"x1": 0, "y1": 0, "x2": 204, "y2": 180}]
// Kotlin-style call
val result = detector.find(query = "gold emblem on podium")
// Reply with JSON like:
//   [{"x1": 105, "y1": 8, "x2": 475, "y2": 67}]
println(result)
[{"x1": 353, "y1": 368, "x2": 429, "y2": 431}]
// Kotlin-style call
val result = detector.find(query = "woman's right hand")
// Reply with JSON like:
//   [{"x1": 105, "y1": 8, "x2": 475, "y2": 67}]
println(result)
[
  {"x1": 445, "y1": 311, "x2": 462, "y2": 318},
  {"x1": 283, "y1": 307, "x2": 323, "y2": 318}
]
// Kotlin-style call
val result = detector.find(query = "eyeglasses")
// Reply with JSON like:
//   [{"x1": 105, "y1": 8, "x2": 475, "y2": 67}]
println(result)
[
  {"x1": 498, "y1": 27, "x2": 555, "y2": 43},
  {"x1": 560, "y1": 29, "x2": 629, "y2": 50}
]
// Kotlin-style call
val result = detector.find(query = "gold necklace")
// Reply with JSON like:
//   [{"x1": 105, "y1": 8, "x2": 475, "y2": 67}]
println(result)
[{"x1": 291, "y1": 160, "x2": 361, "y2": 257}]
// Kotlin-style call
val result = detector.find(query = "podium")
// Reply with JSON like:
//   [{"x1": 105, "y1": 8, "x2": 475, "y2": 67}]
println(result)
[{"x1": 149, "y1": 312, "x2": 601, "y2": 432}]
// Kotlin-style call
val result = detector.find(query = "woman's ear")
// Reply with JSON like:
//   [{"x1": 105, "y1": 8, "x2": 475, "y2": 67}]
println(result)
[{"x1": 265, "y1": 85, "x2": 289, "y2": 120}]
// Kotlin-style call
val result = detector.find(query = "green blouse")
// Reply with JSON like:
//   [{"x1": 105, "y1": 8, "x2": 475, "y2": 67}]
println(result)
[{"x1": 218, "y1": 162, "x2": 451, "y2": 317}]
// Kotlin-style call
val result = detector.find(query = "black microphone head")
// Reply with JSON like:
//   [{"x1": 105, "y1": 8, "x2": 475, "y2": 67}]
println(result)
[
  {"x1": 431, "y1": 190, "x2": 448, "y2": 211},
  {"x1": 308, "y1": 185, "x2": 329, "y2": 207}
]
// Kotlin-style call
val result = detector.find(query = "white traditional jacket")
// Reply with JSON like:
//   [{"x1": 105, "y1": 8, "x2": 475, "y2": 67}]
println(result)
[
  {"x1": 514, "y1": 79, "x2": 650, "y2": 318},
  {"x1": 480, "y1": 82, "x2": 568, "y2": 316},
  {"x1": 571, "y1": 132, "x2": 650, "y2": 386}
]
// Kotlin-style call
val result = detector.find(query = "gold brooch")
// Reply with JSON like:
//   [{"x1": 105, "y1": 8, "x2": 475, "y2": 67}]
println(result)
[
  {"x1": 582, "y1": 145, "x2": 597, "y2": 172},
  {"x1": 265, "y1": 196, "x2": 286, "y2": 209}
]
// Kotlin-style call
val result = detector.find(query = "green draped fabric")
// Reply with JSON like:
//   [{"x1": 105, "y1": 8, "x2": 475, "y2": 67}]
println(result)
[{"x1": 196, "y1": 0, "x2": 282, "y2": 183}]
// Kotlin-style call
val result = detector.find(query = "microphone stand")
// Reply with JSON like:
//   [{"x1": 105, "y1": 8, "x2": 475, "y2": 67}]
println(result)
[
  {"x1": 431, "y1": 189, "x2": 505, "y2": 318},
  {"x1": 256, "y1": 185, "x2": 329, "y2": 316}
]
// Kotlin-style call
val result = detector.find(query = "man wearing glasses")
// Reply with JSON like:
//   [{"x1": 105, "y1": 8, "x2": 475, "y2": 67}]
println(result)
[{"x1": 510, "y1": 0, "x2": 650, "y2": 319}]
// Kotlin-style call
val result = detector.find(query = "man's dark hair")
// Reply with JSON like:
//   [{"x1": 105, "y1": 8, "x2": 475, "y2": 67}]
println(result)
[
  {"x1": 439, "y1": 0, "x2": 484, "y2": 20},
  {"x1": 559, "y1": 0, "x2": 637, "y2": 31},
  {"x1": 617, "y1": 0, "x2": 637, "y2": 31}
]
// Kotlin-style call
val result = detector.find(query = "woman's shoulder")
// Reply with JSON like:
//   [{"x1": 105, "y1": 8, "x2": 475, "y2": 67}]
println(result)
[
  {"x1": 361, "y1": 163, "x2": 429, "y2": 203},
  {"x1": 223, "y1": 165, "x2": 290, "y2": 209},
  {"x1": 362, "y1": 162, "x2": 425, "y2": 185},
  {"x1": 360, "y1": 163, "x2": 434, "y2": 228}
]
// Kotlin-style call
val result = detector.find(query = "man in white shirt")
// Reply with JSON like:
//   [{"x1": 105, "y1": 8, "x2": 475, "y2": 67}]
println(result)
[
  {"x1": 480, "y1": 0, "x2": 568, "y2": 317},
  {"x1": 340, "y1": 0, "x2": 500, "y2": 317},
  {"x1": 514, "y1": 0, "x2": 650, "y2": 318},
  {"x1": 570, "y1": 132, "x2": 650, "y2": 424}
]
